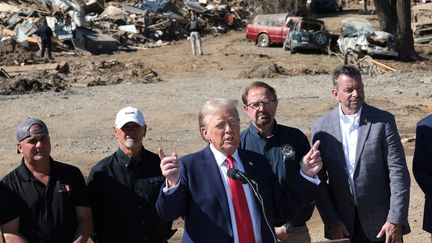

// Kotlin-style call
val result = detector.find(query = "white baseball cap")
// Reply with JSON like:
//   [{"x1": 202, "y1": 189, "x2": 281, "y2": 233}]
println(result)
[{"x1": 115, "y1": 106, "x2": 145, "y2": 128}]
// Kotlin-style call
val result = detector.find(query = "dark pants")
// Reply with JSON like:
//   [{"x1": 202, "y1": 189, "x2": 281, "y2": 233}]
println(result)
[
  {"x1": 352, "y1": 207, "x2": 386, "y2": 243},
  {"x1": 41, "y1": 39, "x2": 52, "y2": 59}
]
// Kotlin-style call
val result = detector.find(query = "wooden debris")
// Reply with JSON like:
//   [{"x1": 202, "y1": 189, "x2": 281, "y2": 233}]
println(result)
[
  {"x1": 0, "y1": 68, "x2": 12, "y2": 79},
  {"x1": 0, "y1": 63, "x2": 59, "y2": 76}
]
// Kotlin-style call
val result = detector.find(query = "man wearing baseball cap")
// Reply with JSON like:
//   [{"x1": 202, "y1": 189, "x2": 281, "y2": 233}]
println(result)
[
  {"x1": 0, "y1": 118, "x2": 93, "y2": 243},
  {"x1": 88, "y1": 107, "x2": 175, "y2": 243}
]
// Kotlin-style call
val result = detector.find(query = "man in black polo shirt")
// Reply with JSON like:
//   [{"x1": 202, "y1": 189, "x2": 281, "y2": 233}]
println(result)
[
  {"x1": 88, "y1": 106, "x2": 175, "y2": 243},
  {"x1": 0, "y1": 118, "x2": 92, "y2": 243},
  {"x1": 240, "y1": 81, "x2": 317, "y2": 243}
]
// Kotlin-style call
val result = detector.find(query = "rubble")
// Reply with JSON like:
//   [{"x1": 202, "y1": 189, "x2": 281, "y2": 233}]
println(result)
[
  {"x1": 0, "y1": 0, "x2": 250, "y2": 56},
  {"x1": 412, "y1": 3, "x2": 432, "y2": 44},
  {"x1": 0, "y1": 0, "x2": 255, "y2": 94},
  {"x1": 0, "y1": 73, "x2": 68, "y2": 95}
]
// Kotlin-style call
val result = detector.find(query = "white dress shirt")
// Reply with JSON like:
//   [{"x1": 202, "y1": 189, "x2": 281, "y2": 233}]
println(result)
[
  {"x1": 163, "y1": 144, "x2": 320, "y2": 242},
  {"x1": 209, "y1": 144, "x2": 262, "y2": 243},
  {"x1": 338, "y1": 104, "x2": 362, "y2": 204}
]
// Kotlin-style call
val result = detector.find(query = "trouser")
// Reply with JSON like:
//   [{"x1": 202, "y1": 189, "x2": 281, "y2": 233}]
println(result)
[
  {"x1": 278, "y1": 225, "x2": 311, "y2": 243},
  {"x1": 351, "y1": 207, "x2": 395, "y2": 243},
  {"x1": 190, "y1": 31, "x2": 202, "y2": 56},
  {"x1": 41, "y1": 40, "x2": 52, "y2": 59}
]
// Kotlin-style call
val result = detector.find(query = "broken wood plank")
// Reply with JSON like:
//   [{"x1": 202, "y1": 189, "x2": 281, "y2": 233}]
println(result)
[
  {"x1": 146, "y1": 19, "x2": 170, "y2": 29},
  {"x1": 0, "y1": 68, "x2": 12, "y2": 79},
  {"x1": 2, "y1": 28, "x2": 15, "y2": 36},
  {"x1": 1, "y1": 63, "x2": 59, "y2": 74},
  {"x1": 370, "y1": 59, "x2": 396, "y2": 72}
]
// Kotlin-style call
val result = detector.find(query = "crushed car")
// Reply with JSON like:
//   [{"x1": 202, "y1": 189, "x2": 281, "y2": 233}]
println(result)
[
  {"x1": 246, "y1": 13, "x2": 299, "y2": 47},
  {"x1": 283, "y1": 18, "x2": 330, "y2": 54},
  {"x1": 337, "y1": 18, "x2": 398, "y2": 58}
]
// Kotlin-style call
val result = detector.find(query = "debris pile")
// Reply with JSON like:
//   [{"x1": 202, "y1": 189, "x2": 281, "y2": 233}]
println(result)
[
  {"x1": 412, "y1": 3, "x2": 432, "y2": 44},
  {"x1": 0, "y1": 0, "x2": 252, "y2": 55}
]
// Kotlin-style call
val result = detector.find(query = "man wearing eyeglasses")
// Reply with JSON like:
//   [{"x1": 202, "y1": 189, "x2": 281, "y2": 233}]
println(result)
[{"x1": 240, "y1": 81, "x2": 316, "y2": 243}]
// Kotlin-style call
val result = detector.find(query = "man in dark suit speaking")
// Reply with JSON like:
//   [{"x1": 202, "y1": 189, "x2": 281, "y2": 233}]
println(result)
[
  {"x1": 312, "y1": 65, "x2": 411, "y2": 243},
  {"x1": 156, "y1": 98, "x2": 323, "y2": 243}
]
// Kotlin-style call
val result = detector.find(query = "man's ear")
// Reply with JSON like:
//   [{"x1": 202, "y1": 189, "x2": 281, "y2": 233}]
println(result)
[
  {"x1": 113, "y1": 127, "x2": 118, "y2": 138},
  {"x1": 16, "y1": 142, "x2": 22, "y2": 154},
  {"x1": 243, "y1": 105, "x2": 248, "y2": 112},
  {"x1": 200, "y1": 127, "x2": 209, "y2": 141},
  {"x1": 143, "y1": 125, "x2": 147, "y2": 137},
  {"x1": 331, "y1": 88, "x2": 338, "y2": 98}
]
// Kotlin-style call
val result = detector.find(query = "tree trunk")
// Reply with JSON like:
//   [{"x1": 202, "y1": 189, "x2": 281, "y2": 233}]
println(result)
[
  {"x1": 396, "y1": 0, "x2": 419, "y2": 60},
  {"x1": 374, "y1": 0, "x2": 420, "y2": 61},
  {"x1": 374, "y1": 0, "x2": 397, "y2": 34}
]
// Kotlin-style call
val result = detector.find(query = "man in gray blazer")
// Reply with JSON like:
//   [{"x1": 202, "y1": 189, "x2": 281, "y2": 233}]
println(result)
[{"x1": 312, "y1": 65, "x2": 410, "y2": 243}]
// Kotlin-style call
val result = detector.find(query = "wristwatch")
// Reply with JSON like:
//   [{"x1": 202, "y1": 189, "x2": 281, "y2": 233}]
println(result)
[{"x1": 284, "y1": 223, "x2": 295, "y2": 234}]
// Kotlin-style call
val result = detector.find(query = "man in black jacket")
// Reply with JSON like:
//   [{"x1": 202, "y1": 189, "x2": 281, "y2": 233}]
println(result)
[{"x1": 38, "y1": 19, "x2": 53, "y2": 61}]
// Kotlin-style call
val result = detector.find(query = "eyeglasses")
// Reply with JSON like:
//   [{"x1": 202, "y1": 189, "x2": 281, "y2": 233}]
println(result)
[{"x1": 246, "y1": 100, "x2": 275, "y2": 110}]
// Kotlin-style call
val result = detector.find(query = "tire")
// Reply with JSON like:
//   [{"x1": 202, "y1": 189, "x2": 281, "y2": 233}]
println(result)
[
  {"x1": 313, "y1": 31, "x2": 330, "y2": 47},
  {"x1": 257, "y1": 34, "x2": 270, "y2": 47}
]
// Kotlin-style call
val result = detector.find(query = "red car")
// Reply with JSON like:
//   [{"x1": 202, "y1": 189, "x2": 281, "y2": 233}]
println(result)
[{"x1": 246, "y1": 14, "x2": 300, "y2": 47}]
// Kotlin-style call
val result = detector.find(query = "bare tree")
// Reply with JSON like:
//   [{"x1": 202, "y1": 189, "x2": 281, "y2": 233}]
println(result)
[{"x1": 374, "y1": 0, "x2": 420, "y2": 61}]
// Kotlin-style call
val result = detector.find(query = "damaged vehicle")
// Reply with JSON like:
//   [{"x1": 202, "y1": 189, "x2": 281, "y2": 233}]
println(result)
[
  {"x1": 246, "y1": 13, "x2": 299, "y2": 47},
  {"x1": 338, "y1": 18, "x2": 398, "y2": 58},
  {"x1": 283, "y1": 18, "x2": 330, "y2": 54}
]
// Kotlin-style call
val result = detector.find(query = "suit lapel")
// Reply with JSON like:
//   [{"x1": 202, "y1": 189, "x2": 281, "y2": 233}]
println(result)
[
  {"x1": 200, "y1": 146, "x2": 233, "y2": 234},
  {"x1": 329, "y1": 108, "x2": 348, "y2": 170},
  {"x1": 354, "y1": 105, "x2": 372, "y2": 170}
]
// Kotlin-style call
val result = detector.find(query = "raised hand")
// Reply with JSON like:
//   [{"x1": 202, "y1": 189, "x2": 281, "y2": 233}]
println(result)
[
  {"x1": 158, "y1": 148, "x2": 180, "y2": 187},
  {"x1": 301, "y1": 140, "x2": 323, "y2": 177}
]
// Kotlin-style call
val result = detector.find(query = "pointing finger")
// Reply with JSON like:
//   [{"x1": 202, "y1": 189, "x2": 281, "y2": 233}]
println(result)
[
  {"x1": 312, "y1": 140, "x2": 320, "y2": 151},
  {"x1": 158, "y1": 148, "x2": 166, "y2": 160}
]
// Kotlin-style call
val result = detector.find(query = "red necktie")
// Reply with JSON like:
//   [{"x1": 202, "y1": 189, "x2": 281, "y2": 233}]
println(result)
[{"x1": 226, "y1": 156, "x2": 255, "y2": 243}]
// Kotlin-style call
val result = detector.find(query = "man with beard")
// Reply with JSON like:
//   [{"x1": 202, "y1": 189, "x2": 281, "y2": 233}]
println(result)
[
  {"x1": 239, "y1": 81, "x2": 315, "y2": 243},
  {"x1": 88, "y1": 107, "x2": 175, "y2": 243},
  {"x1": 312, "y1": 65, "x2": 410, "y2": 243}
]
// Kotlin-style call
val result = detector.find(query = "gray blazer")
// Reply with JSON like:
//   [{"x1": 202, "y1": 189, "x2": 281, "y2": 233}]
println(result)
[{"x1": 312, "y1": 104, "x2": 410, "y2": 241}]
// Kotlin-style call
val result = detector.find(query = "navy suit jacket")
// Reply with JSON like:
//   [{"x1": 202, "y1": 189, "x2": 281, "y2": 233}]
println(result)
[
  {"x1": 413, "y1": 114, "x2": 432, "y2": 233},
  {"x1": 156, "y1": 145, "x2": 317, "y2": 243}
]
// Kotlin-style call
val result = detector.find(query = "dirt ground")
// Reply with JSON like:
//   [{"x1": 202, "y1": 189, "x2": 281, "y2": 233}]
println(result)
[{"x1": 1, "y1": 7, "x2": 432, "y2": 242}]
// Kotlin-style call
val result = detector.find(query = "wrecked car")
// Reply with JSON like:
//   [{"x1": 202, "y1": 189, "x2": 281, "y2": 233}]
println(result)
[
  {"x1": 283, "y1": 18, "x2": 330, "y2": 54},
  {"x1": 338, "y1": 18, "x2": 398, "y2": 57},
  {"x1": 246, "y1": 13, "x2": 299, "y2": 47}
]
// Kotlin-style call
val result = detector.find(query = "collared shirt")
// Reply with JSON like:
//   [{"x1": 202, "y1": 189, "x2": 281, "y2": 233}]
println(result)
[
  {"x1": 240, "y1": 121, "x2": 316, "y2": 226},
  {"x1": 88, "y1": 147, "x2": 174, "y2": 243},
  {"x1": 209, "y1": 145, "x2": 262, "y2": 243},
  {"x1": 162, "y1": 145, "x2": 263, "y2": 243},
  {"x1": 338, "y1": 104, "x2": 362, "y2": 203},
  {"x1": 1, "y1": 157, "x2": 90, "y2": 243}
]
